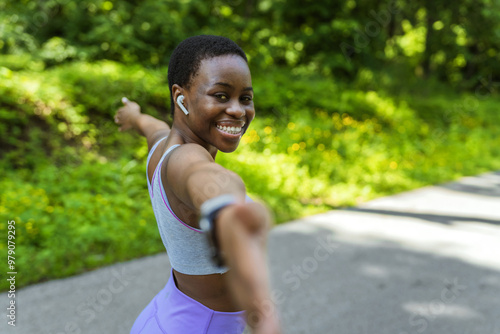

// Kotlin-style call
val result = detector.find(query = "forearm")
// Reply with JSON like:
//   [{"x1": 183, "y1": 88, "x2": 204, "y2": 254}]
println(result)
[
  {"x1": 217, "y1": 203, "x2": 279, "y2": 332},
  {"x1": 222, "y1": 221, "x2": 270, "y2": 313}
]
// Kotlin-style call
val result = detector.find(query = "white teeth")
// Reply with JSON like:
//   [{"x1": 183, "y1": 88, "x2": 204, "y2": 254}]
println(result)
[{"x1": 216, "y1": 124, "x2": 243, "y2": 134}]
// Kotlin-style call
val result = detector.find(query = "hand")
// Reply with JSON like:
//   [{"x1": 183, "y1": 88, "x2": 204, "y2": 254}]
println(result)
[{"x1": 114, "y1": 97, "x2": 141, "y2": 132}]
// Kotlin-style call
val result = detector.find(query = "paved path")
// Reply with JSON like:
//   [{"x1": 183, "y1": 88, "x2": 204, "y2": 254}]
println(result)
[{"x1": 3, "y1": 172, "x2": 500, "y2": 334}]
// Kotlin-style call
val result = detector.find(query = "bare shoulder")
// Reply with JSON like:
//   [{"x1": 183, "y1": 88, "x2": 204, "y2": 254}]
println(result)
[
  {"x1": 165, "y1": 144, "x2": 219, "y2": 188},
  {"x1": 148, "y1": 129, "x2": 171, "y2": 151},
  {"x1": 167, "y1": 143, "x2": 242, "y2": 182},
  {"x1": 170, "y1": 145, "x2": 240, "y2": 181},
  {"x1": 168, "y1": 143, "x2": 215, "y2": 167},
  {"x1": 164, "y1": 144, "x2": 245, "y2": 205}
]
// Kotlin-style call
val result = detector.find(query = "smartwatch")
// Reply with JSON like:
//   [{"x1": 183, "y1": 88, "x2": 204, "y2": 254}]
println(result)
[{"x1": 199, "y1": 194, "x2": 237, "y2": 267}]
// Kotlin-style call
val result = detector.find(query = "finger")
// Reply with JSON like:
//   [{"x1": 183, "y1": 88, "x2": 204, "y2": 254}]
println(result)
[{"x1": 122, "y1": 97, "x2": 129, "y2": 105}]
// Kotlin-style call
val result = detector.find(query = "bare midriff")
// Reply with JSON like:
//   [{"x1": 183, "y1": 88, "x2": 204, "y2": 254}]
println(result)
[{"x1": 172, "y1": 269, "x2": 242, "y2": 312}]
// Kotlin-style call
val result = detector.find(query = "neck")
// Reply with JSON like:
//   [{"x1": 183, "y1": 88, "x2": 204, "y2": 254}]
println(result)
[{"x1": 170, "y1": 122, "x2": 218, "y2": 159}]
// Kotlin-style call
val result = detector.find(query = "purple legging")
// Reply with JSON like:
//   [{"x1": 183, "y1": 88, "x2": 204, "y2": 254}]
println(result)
[{"x1": 130, "y1": 270, "x2": 247, "y2": 334}]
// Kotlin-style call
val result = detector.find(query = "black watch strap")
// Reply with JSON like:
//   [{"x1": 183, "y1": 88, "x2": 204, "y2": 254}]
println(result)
[{"x1": 199, "y1": 194, "x2": 236, "y2": 267}]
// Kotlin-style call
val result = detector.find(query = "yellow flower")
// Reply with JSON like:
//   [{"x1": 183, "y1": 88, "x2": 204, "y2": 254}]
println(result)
[{"x1": 342, "y1": 116, "x2": 353, "y2": 126}]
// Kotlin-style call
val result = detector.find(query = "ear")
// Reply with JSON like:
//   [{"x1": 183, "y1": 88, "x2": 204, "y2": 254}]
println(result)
[{"x1": 172, "y1": 84, "x2": 185, "y2": 105}]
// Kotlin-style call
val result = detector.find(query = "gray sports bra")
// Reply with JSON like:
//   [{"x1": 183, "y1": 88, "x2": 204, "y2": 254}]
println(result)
[{"x1": 146, "y1": 137, "x2": 251, "y2": 275}]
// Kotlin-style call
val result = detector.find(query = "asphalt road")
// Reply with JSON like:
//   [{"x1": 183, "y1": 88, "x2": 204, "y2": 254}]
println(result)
[{"x1": 2, "y1": 171, "x2": 500, "y2": 334}]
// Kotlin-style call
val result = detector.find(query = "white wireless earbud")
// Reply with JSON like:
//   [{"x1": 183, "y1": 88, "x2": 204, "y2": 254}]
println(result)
[{"x1": 176, "y1": 95, "x2": 189, "y2": 115}]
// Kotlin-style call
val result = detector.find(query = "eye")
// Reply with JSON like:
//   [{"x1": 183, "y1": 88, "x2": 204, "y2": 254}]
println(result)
[
  {"x1": 241, "y1": 95, "x2": 253, "y2": 102},
  {"x1": 214, "y1": 94, "x2": 228, "y2": 101}
]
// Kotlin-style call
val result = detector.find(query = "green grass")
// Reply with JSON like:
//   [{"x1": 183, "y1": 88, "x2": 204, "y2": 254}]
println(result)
[{"x1": 1, "y1": 58, "x2": 500, "y2": 290}]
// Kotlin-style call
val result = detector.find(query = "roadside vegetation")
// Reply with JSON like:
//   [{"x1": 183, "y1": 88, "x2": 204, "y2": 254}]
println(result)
[{"x1": 1, "y1": 0, "x2": 499, "y2": 289}]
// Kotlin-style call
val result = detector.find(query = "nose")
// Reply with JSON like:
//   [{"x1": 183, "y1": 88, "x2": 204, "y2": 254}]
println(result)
[{"x1": 226, "y1": 100, "x2": 246, "y2": 119}]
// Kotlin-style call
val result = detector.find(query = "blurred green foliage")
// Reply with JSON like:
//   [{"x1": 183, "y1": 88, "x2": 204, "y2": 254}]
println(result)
[
  {"x1": 1, "y1": 158, "x2": 164, "y2": 285},
  {"x1": 2, "y1": 0, "x2": 500, "y2": 83},
  {"x1": 1, "y1": 0, "x2": 500, "y2": 290}
]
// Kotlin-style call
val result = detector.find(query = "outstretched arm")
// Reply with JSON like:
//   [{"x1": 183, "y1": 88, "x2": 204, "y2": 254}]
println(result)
[
  {"x1": 168, "y1": 146, "x2": 281, "y2": 333},
  {"x1": 218, "y1": 202, "x2": 282, "y2": 334},
  {"x1": 114, "y1": 97, "x2": 170, "y2": 150}
]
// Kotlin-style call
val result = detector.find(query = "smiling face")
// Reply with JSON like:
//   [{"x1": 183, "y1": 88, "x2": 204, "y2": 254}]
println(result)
[{"x1": 174, "y1": 55, "x2": 255, "y2": 153}]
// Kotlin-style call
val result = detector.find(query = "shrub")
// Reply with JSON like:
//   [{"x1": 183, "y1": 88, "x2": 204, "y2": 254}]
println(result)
[{"x1": 1, "y1": 57, "x2": 500, "y2": 289}]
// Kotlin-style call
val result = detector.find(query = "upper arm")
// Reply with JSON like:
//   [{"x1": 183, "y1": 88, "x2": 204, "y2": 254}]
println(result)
[
  {"x1": 165, "y1": 144, "x2": 246, "y2": 211},
  {"x1": 132, "y1": 113, "x2": 170, "y2": 151}
]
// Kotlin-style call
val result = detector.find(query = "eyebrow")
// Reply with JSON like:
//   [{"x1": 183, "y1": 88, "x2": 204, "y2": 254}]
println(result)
[{"x1": 214, "y1": 82, "x2": 253, "y2": 92}]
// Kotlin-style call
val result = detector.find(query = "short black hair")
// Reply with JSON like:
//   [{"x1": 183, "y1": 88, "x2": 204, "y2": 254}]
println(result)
[{"x1": 167, "y1": 35, "x2": 248, "y2": 117}]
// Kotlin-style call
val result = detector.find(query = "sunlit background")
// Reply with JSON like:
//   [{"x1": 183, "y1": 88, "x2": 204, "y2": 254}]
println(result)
[{"x1": 1, "y1": 0, "x2": 499, "y2": 290}]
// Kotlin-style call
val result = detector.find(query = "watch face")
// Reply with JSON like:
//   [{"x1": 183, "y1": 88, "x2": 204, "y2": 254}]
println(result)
[
  {"x1": 199, "y1": 195, "x2": 237, "y2": 233},
  {"x1": 199, "y1": 218, "x2": 211, "y2": 232}
]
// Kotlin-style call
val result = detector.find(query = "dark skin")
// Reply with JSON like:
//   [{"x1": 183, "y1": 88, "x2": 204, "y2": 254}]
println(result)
[{"x1": 115, "y1": 55, "x2": 281, "y2": 334}]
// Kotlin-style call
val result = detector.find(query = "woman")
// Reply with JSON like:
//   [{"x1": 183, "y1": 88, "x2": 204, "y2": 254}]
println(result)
[{"x1": 114, "y1": 35, "x2": 281, "y2": 334}]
